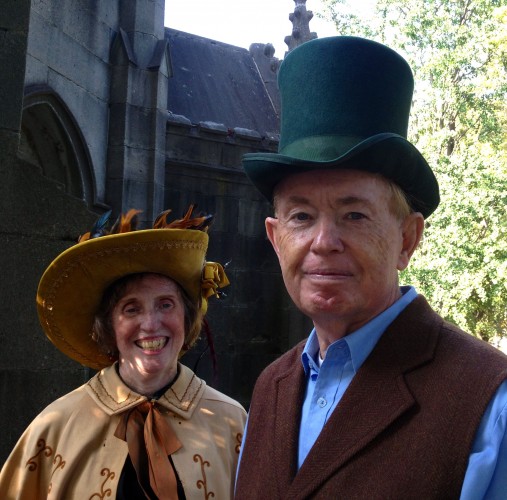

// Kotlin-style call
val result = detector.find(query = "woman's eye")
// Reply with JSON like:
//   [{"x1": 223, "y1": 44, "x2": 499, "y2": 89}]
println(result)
[
  {"x1": 160, "y1": 301, "x2": 173, "y2": 310},
  {"x1": 124, "y1": 305, "x2": 139, "y2": 314}
]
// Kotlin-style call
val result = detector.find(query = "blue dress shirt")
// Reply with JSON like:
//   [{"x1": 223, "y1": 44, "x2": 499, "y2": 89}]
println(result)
[{"x1": 297, "y1": 286, "x2": 507, "y2": 498}]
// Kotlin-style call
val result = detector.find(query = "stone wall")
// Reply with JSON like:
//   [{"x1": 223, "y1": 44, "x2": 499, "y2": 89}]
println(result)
[
  {"x1": 24, "y1": 0, "x2": 120, "y2": 204},
  {"x1": 0, "y1": 0, "x2": 98, "y2": 465}
]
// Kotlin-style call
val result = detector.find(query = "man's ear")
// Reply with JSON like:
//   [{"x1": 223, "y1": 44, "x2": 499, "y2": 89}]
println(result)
[
  {"x1": 265, "y1": 217, "x2": 281, "y2": 257},
  {"x1": 397, "y1": 212, "x2": 424, "y2": 271}
]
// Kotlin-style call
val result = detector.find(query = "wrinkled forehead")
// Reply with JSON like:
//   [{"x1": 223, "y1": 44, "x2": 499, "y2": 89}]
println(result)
[{"x1": 273, "y1": 169, "x2": 394, "y2": 208}]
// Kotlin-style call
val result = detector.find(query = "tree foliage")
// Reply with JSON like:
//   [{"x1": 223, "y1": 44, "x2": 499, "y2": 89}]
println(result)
[{"x1": 320, "y1": 0, "x2": 507, "y2": 342}]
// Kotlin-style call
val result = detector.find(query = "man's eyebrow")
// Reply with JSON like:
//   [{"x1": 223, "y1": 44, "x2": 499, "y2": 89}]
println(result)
[
  {"x1": 274, "y1": 193, "x2": 376, "y2": 216},
  {"x1": 273, "y1": 194, "x2": 309, "y2": 212},
  {"x1": 283, "y1": 194, "x2": 373, "y2": 207},
  {"x1": 337, "y1": 195, "x2": 374, "y2": 207},
  {"x1": 284, "y1": 195, "x2": 311, "y2": 205}
]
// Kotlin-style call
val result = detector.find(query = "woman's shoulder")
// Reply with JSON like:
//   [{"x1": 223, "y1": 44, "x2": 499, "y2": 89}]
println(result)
[
  {"x1": 202, "y1": 384, "x2": 246, "y2": 413},
  {"x1": 34, "y1": 381, "x2": 90, "y2": 422},
  {"x1": 7, "y1": 381, "x2": 92, "y2": 456}
]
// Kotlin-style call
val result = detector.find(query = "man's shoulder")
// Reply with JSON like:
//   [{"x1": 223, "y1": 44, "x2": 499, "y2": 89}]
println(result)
[
  {"x1": 257, "y1": 339, "x2": 307, "y2": 380},
  {"x1": 401, "y1": 295, "x2": 507, "y2": 374},
  {"x1": 416, "y1": 295, "x2": 507, "y2": 361},
  {"x1": 248, "y1": 340, "x2": 307, "y2": 407},
  {"x1": 439, "y1": 318, "x2": 507, "y2": 367}
]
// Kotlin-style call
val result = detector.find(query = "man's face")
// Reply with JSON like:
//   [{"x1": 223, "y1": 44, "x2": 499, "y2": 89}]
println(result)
[{"x1": 265, "y1": 169, "x2": 423, "y2": 337}]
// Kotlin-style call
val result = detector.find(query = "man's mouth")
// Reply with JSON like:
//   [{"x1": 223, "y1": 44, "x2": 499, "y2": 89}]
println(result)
[
  {"x1": 305, "y1": 269, "x2": 353, "y2": 278},
  {"x1": 135, "y1": 338, "x2": 168, "y2": 351}
]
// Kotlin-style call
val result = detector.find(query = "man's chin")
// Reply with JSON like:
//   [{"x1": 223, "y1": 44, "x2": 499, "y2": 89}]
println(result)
[{"x1": 298, "y1": 292, "x2": 350, "y2": 316}]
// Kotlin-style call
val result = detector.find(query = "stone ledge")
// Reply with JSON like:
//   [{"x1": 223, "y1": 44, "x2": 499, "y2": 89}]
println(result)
[{"x1": 198, "y1": 121, "x2": 228, "y2": 135}]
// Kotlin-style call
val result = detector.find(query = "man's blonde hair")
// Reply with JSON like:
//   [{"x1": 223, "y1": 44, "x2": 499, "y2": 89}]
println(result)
[{"x1": 384, "y1": 178, "x2": 413, "y2": 220}]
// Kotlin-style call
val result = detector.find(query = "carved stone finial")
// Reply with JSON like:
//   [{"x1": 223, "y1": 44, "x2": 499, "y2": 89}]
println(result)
[{"x1": 285, "y1": 0, "x2": 318, "y2": 53}]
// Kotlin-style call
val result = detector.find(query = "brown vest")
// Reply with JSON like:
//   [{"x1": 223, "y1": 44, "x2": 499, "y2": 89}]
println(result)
[{"x1": 235, "y1": 296, "x2": 507, "y2": 499}]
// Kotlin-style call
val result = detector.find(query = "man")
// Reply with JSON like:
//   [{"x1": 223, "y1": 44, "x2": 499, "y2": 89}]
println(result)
[{"x1": 235, "y1": 36, "x2": 507, "y2": 499}]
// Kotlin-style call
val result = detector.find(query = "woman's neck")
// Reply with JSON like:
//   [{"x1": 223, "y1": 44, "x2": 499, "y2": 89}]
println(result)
[{"x1": 116, "y1": 362, "x2": 178, "y2": 398}]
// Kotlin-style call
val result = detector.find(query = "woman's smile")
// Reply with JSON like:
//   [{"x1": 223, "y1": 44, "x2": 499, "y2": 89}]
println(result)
[{"x1": 135, "y1": 336, "x2": 169, "y2": 352}]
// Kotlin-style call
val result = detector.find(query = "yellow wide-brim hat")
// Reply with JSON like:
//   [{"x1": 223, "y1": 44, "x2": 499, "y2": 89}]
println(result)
[{"x1": 36, "y1": 210, "x2": 229, "y2": 370}]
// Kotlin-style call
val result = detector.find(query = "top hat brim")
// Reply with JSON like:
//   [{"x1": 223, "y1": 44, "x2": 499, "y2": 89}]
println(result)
[{"x1": 243, "y1": 133, "x2": 439, "y2": 219}]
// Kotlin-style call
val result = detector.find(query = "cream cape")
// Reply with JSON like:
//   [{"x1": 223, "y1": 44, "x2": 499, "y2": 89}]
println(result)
[{"x1": 0, "y1": 363, "x2": 246, "y2": 499}]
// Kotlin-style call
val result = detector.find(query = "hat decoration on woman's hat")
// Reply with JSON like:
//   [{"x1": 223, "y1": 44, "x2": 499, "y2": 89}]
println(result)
[
  {"x1": 36, "y1": 206, "x2": 230, "y2": 370},
  {"x1": 242, "y1": 36, "x2": 440, "y2": 218}
]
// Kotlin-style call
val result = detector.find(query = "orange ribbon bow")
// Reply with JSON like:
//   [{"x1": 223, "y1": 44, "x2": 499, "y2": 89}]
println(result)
[{"x1": 115, "y1": 402, "x2": 182, "y2": 499}]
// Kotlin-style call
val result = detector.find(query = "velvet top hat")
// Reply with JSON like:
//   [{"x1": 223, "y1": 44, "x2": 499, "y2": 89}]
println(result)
[
  {"x1": 242, "y1": 36, "x2": 439, "y2": 218},
  {"x1": 36, "y1": 207, "x2": 229, "y2": 370}
]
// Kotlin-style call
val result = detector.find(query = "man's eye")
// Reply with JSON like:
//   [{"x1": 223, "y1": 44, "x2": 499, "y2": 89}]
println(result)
[
  {"x1": 347, "y1": 212, "x2": 366, "y2": 220},
  {"x1": 293, "y1": 212, "x2": 310, "y2": 221}
]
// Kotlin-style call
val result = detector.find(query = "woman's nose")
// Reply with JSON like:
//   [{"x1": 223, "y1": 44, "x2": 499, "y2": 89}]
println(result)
[{"x1": 140, "y1": 310, "x2": 159, "y2": 331}]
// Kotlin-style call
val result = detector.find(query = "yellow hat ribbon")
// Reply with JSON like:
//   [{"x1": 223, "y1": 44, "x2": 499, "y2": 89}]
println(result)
[{"x1": 202, "y1": 262, "x2": 230, "y2": 303}]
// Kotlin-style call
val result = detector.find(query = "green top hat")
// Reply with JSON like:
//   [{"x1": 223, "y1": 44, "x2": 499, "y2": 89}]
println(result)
[{"x1": 242, "y1": 36, "x2": 439, "y2": 218}]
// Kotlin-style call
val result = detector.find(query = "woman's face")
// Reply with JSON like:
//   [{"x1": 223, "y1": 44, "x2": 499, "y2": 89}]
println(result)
[{"x1": 111, "y1": 273, "x2": 186, "y2": 391}]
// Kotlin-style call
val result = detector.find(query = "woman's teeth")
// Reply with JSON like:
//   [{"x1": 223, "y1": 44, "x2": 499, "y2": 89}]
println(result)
[{"x1": 136, "y1": 338, "x2": 168, "y2": 351}]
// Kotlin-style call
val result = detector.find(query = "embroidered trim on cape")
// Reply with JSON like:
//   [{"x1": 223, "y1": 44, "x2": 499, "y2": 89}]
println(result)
[
  {"x1": 193, "y1": 453, "x2": 215, "y2": 499},
  {"x1": 87, "y1": 371, "x2": 143, "y2": 411},
  {"x1": 162, "y1": 373, "x2": 203, "y2": 412}
]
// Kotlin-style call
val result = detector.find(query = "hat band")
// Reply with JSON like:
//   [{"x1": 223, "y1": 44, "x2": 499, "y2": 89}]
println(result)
[{"x1": 280, "y1": 134, "x2": 365, "y2": 162}]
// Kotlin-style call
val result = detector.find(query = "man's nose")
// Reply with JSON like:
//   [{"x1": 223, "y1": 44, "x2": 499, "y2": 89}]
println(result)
[{"x1": 310, "y1": 220, "x2": 345, "y2": 253}]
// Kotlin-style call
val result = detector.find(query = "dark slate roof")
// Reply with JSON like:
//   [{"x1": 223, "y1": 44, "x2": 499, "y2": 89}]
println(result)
[{"x1": 165, "y1": 28, "x2": 280, "y2": 136}]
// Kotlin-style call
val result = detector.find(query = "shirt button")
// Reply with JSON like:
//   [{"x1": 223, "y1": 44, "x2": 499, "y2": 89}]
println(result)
[{"x1": 317, "y1": 397, "x2": 327, "y2": 408}]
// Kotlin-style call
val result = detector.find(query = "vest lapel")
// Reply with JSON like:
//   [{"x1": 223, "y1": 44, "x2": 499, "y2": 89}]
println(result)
[{"x1": 272, "y1": 344, "x2": 307, "y2": 496}]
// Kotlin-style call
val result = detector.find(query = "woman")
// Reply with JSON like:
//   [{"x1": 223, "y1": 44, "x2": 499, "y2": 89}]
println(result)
[{"x1": 0, "y1": 207, "x2": 246, "y2": 499}]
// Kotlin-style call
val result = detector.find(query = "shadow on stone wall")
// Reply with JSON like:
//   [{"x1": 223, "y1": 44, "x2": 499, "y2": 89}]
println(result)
[{"x1": 0, "y1": 154, "x2": 97, "y2": 464}]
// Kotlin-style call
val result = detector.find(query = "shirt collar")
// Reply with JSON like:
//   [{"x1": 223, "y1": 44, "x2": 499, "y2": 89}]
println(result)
[{"x1": 301, "y1": 286, "x2": 417, "y2": 375}]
